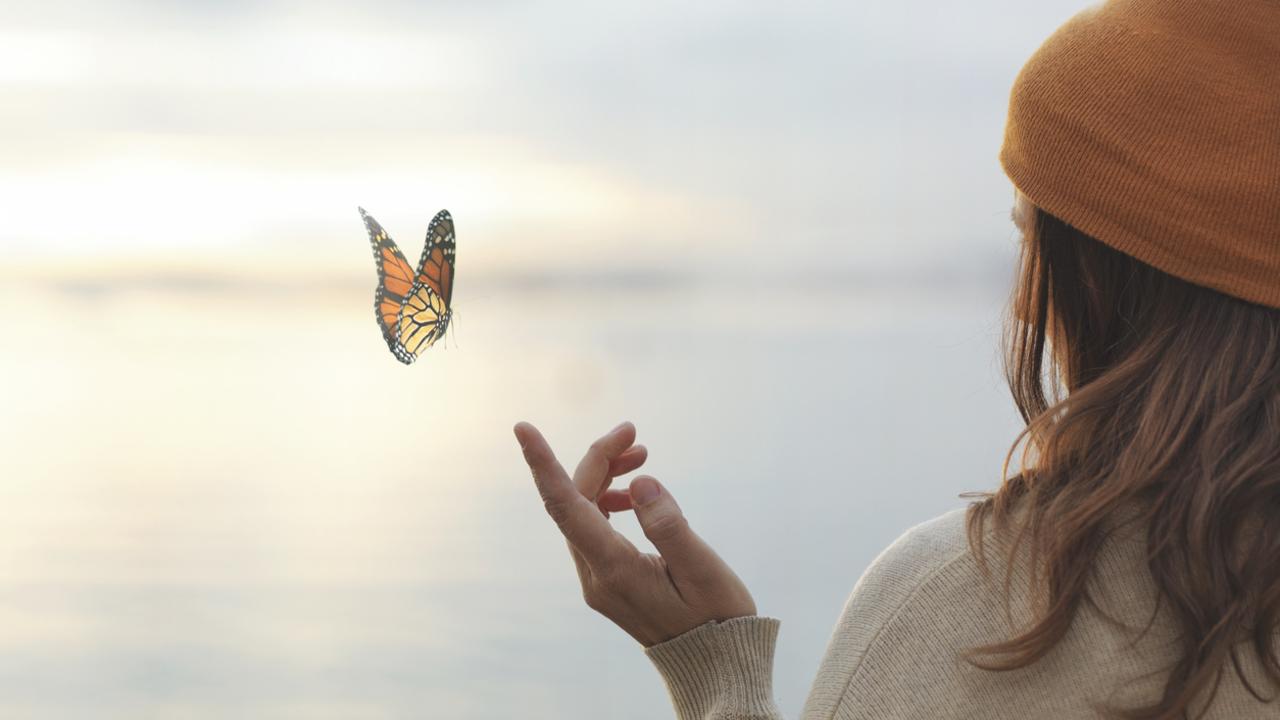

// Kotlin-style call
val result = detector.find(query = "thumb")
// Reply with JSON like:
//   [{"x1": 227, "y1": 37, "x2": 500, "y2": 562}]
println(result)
[{"x1": 629, "y1": 476, "x2": 719, "y2": 576}]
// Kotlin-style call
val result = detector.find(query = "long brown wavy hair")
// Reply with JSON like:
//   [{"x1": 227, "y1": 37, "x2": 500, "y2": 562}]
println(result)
[{"x1": 963, "y1": 197, "x2": 1280, "y2": 719}]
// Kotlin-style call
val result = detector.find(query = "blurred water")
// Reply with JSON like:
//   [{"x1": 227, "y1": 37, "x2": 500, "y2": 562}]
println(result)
[
  {"x1": 0, "y1": 0, "x2": 1101, "y2": 714},
  {"x1": 0, "y1": 271, "x2": 1023, "y2": 718}
]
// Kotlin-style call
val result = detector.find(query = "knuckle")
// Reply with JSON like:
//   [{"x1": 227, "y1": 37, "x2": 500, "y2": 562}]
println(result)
[
  {"x1": 584, "y1": 443, "x2": 608, "y2": 464},
  {"x1": 542, "y1": 497, "x2": 573, "y2": 527},
  {"x1": 644, "y1": 512, "x2": 689, "y2": 544}
]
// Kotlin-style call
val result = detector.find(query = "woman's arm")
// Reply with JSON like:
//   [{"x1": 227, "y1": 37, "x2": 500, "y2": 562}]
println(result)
[
  {"x1": 644, "y1": 615, "x2": 785, "y2": 720},
  {"x1": 513, "y1": 420, "x2": 781, "y2": 717}
]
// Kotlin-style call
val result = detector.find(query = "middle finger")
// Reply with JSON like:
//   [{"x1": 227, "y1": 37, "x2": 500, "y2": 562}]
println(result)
[
  {"x1": 596, "y1": 444, "x2": 647, "y2": 519},
  {"x1": 573, "y1": 422, "x2": 640, "y2": 501}
]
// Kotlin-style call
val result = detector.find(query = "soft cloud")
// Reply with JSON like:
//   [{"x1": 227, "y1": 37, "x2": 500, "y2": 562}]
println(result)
[{"x1": 0, "y1": 0, "x2": 1091, "y2": 275}]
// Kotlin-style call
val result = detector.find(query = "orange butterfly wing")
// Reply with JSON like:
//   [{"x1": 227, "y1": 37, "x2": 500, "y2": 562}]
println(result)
[
  {"x1": 394, "y1": 210, "x2": 456, "y2": 358},
  {"x1": 360, "y1": 207, "x2": 418, "y2": 364},
  {"x1": 415, "y1": 210, "x2": 456, "y2": 306}
]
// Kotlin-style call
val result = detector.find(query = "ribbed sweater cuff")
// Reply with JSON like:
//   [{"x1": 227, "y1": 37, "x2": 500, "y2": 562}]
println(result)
[{"x1": 643, "y1": 615, "x2": 783, "y2": 720}]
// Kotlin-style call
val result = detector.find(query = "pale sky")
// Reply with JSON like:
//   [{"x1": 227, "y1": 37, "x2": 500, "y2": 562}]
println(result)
[
  {"x1": 0, "y1": 0, "x2": 1092, "y2": 278},
  {"x1": 0, "y1": 6, "x2": 1099, "y2": 712}
]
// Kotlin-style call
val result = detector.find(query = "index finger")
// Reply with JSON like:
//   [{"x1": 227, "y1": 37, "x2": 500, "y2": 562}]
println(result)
[{"x1": 514, "y1": 422, "x2": 629, "y2": 566}]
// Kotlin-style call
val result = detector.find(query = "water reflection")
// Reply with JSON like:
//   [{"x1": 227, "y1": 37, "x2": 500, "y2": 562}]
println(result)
[{"x1": 0, "y1": 272, "x2": 1022, "y2": 718}]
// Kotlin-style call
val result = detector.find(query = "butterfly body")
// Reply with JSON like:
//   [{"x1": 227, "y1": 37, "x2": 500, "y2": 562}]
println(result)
[{"x1": 360, "y1": 207, "x2": 456, "y2": 364}]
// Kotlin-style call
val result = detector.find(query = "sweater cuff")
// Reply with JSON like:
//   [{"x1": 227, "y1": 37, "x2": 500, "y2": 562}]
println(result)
[{"x1": 643, "y1": 615, "x2": 783, "y2": 720}]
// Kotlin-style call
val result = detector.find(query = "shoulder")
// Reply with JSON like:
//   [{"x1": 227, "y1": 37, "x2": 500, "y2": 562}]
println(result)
[
  {"x1": 870, "y1": 506, "x2": 973, "y2": 577},
  {"x1": 801, "y1": 506, "x2": 989, "y2": 715},
  {"x1": 843, "y1": 506, "x2": 977, "y2": 630}
]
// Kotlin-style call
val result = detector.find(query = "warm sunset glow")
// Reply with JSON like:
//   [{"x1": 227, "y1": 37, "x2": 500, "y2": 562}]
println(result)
[{"x1": 0, "y1": 1, "x2": 1085, "y2": 716}]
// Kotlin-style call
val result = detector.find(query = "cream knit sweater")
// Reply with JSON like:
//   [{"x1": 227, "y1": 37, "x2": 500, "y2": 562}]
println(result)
[{"x1": 644, "y1": 507, "x2": 1278, "y2": 719}]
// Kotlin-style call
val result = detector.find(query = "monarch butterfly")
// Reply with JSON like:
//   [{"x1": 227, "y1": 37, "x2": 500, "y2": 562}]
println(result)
[{"x1": 359, "y1": 207, "x2": 456, "y2": 364}]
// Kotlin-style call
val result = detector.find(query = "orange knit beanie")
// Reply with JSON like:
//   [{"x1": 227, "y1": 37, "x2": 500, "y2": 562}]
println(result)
[{"x1": 999, "y1": 0, "x2": 1280, "y2": 309}]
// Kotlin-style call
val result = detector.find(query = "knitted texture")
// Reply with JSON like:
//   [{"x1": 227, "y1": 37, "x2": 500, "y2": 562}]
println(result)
[
  {"x1": 644, "y1": 615, "x2": 782, "y2": 720},
  {"x1": 644, "y1": 507, "x2": 1279, "y2": 718},
  {"x1": 999, "y1": 0, "x2": 1280, "y2": 309}
]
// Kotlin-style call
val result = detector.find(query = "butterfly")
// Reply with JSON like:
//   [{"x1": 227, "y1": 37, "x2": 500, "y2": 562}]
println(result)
[{"x1": 359, "y1": 207, "x2": 456, "y2": 365}]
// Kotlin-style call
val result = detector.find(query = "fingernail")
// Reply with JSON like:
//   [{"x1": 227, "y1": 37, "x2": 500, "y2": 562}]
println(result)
[
  {"x1": 611, "y1": 421, "x2": 630, "y2": 435},
  {"x1": 631, "y1": 477, "x2": 660, "y2": 505}
]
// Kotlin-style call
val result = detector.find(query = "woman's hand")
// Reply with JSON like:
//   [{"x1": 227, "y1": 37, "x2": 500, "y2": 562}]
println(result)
[{"x1": 513, "y1": 420, "x2": 757, "y2": 647}]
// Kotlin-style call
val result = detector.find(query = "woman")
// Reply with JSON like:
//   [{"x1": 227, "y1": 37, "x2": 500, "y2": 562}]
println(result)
[{"x1": 513, "y1": 1, "x2": 1280, "y2": 717}]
